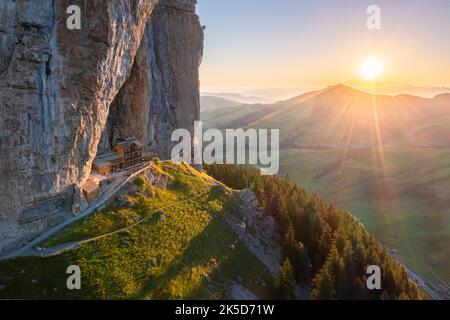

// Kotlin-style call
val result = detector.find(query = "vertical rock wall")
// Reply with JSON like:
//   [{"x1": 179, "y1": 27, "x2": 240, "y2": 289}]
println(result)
[
  {"x1": 0, "y1": 0, "x2": 203, "y2": 254},
  {"x1": 99, "y1": 0, "x2": 204, "y2": 159}
]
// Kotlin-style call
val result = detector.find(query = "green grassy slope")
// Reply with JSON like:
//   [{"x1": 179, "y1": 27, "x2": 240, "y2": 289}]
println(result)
[{"x1": 0, "y1": 162, "x2": 273, "y2": 299}]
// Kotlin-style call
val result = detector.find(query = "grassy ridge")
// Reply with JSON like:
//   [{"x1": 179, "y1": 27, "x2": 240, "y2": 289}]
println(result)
[{"x1": 0, "y1": 162, "x2": 272, "y2": 299}]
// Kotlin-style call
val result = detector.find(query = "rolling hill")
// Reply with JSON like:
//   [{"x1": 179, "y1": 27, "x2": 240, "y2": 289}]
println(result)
[
  {"x1": 200, "y1": 96, "x2": 241, "y2": 112},
  {"x1": 201, "y1": 85, "x2": 450, "y2": 289},
  {"x1": 201, "y1": 92, "x2": 270, "y2": 105},
  {"x1": 361, "y1": 85, "x2": 450, "y2": 98},
  {"x1": 203, "y1": 84, "x2": 450, "y2": 148}
]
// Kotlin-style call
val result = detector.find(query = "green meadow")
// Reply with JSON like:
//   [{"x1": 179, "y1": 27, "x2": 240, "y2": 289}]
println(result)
[{"x1": 0, "y1": 162, "x2": 272, "y2": 299}]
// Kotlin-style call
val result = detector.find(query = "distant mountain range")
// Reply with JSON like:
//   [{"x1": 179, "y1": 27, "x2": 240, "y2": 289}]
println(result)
[
  {"x1": 202, "y1": 84, "x2": 450, "y2": 286},
  {"x1": 200, "y1": 96, "x2": 242, "y2": 112},
  {"x1": 202, "y1": 84, "x2": 450, "y2": 148},
  {"x1": 359, "y1": 85, "x2": 450, "y2": 98},
  {"x1": 201, "y1": 92, "x2": 270, "y2": 105},
  {"x1": 201, "y1": 86, "x2": 450, "y2": 109}
]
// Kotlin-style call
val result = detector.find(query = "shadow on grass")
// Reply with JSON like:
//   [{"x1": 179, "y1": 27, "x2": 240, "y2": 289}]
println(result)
[
  {"x1": 131, "y1": 215, "x2": 235, "y2": 299},
  {"x1": 131, "y1": 212, "x2": 273, "y2": 300},
  {"x1": 0, "y1": 194, "x2": 272, "y2": 300}
]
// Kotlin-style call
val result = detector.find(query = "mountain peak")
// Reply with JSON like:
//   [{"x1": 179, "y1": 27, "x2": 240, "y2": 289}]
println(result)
[{"x1": 326, "y1": 83, "x2": 359, "y2": 93}]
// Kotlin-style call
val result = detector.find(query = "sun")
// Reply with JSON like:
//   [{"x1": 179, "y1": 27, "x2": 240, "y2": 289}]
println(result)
[{"x1": 359, "y1": 57, "x2": 385, "y2": 81}]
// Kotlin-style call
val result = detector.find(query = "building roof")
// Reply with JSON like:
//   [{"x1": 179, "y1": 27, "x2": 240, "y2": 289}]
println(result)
[
  {"x1": 115, "y1": 137, "x2": 143, "y2": 149},
  {"x1": 90, "y1": 172, "x2": 108, "y2": 183},
  {"x1": 93, "y1": 152, "x2": 122, "y2": 166},
  {"x1": 82, "y1": 178, "x2": 99, "y2": 194}
]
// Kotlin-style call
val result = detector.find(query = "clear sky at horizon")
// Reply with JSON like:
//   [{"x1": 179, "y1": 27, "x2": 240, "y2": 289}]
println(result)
[{"x1": 198, "y1": 0, "x2": 450, "y2": 92}]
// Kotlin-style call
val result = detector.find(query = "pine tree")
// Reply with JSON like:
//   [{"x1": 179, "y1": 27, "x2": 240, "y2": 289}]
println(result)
[
  {"x1": 274, "y1": 258, "x2": 296, "y2": 300},
  {"x1": 205, "y1": 164, "x2": 425, "y2": 300},
  {"x1": 282, "y1": 221, "x2": 295, "y2": 258},
  {"x1": 290, "y1": 241, "x2": 311, "y2": 284},
  {"x1": 311, "y1": 269, "x2": 336, "y2": 300}
]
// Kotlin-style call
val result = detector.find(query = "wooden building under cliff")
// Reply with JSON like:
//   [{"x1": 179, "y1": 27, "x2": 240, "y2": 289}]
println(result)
[
  {"x1": 114, "y1": 138, "x2": 144, "y2": 168},
  {"x1": 92, "y1": 152, "x2": 123, "y2": 176},
  {"x1": 91, "y1": 137, "x2": 147, "y2": 178}
]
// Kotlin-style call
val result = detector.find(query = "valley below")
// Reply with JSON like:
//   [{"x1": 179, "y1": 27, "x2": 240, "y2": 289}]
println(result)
[{"x1": 278, "y1": 147, "x2": 450, "y2": 286}]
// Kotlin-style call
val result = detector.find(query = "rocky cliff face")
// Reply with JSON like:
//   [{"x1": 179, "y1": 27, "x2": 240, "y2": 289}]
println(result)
[
  {"x1": 99, "y1": 0, "x2": 203, "y2": 158},
  {"x1": 0, "y1": 0, "x2": 203, "y2": 254}
]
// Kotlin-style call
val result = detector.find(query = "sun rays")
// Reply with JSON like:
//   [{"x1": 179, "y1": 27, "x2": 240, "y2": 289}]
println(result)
[{"x1": 359, "y1": 57, "x2": 385, "y2": 81}]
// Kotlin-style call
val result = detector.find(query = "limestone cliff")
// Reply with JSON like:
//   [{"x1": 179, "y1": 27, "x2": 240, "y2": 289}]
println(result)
[
  {"x1": 99, "y1": 0, "x2": 204, "y2": 159},
  {"x1": 0, "y1": 0, "x2": 203, "y2": 254}
]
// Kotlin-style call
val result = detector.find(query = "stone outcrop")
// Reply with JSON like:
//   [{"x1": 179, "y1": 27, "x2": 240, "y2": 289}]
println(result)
[
  {"x1": 0, "y1": 0, "x2": 203, "y2": 254},
  {"x1": 224, "y1": 189, "x2": 282, "y2": 277}
]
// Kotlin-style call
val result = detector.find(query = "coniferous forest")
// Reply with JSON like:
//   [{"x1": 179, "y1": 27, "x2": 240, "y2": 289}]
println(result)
[{"x1": 205, "y1": 164, "x2": 424, "y2": 300}]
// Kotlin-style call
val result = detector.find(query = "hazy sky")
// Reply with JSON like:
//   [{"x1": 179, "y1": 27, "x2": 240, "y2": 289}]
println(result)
[{"x1": 198, "y1": 0, "x2": 450, "y2": 92}]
